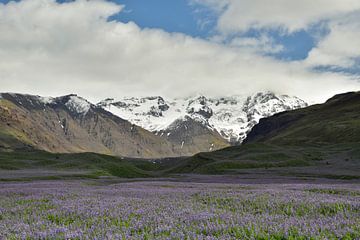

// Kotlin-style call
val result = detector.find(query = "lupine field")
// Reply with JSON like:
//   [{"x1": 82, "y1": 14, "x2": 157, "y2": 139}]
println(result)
[{"x1": 0, "y1": 180, "x2": 360, "y2": 239}]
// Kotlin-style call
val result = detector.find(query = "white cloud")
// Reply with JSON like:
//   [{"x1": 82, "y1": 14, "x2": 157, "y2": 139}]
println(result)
[
  {"x1": 0, "y1": 0, "x2": 359, "y2": 104},
  {"x1": 228, "y1": 35, "x2": 284, "y2": 54},
  {"x1": 193, "y1": 0, "x2": 360, "y2": 93},
  {"x1": 193, "y1": 0, "x2": 360, "y2": 34},
  {"x1": 193, "y1": 1, "x2": 360, "y2": 67},
  {"x1": 306, "y1": 12, "x2": 360, "y2": 68}
]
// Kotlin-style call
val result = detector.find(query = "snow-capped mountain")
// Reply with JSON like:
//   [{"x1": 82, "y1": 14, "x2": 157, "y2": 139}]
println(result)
[
  {"x1": 0, "y1": 92, "x2": 308, "y2": 158},
  {"x1": 98, "y1": 92, "x2": 308, "y2": 144},
  {"x1": 0, "y1": 93, "x2": 183, "y2": 158}
]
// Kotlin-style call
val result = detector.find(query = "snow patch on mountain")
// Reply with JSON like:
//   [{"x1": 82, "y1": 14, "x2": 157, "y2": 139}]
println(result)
[
  {"x1": 98, "y1": 92, "x2": 307, "y2": 143},
  {"x1": 38, "y1": 94, "x2": 92, "y2": 115},
  {"x1": 98, "y1": 96, "x2": 183, "y2": 131},
  {"x1": 64, "y1": 95, "x2": 91, "y2": 115},
  {"x1": 39, "y1": 96, "x2": 55, "y2": 105}
]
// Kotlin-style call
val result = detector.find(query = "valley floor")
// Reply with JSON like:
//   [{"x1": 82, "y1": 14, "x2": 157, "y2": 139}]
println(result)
[{"x1": 0, "y1": 178, "x2": 359, "y2": 239}]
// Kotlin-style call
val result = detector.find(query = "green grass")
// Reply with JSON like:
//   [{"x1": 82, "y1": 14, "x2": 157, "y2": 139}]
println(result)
[
  {"x1": 1, "y1": 140, "x2": 359, "y2": 179},
  {"x1": 306, "y1": 188, "x2": 360, "y2": 196},
  {"x1": 193, "y1": 193, "x2": 360, "y2": 218},
  {"x1": 163, "y1": 141, "x2": 360, "y2": 175},
  {"x1": 166, "y1": 143, "x2": 324, "y2": 174},
  {"x1": 0, "y1": 150, "x2": 152, "y2": 179}
]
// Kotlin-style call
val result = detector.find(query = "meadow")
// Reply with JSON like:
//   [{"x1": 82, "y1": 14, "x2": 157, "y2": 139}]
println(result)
[{"x1": 0, "y1": 180, "x2": 359, "y2": 239}]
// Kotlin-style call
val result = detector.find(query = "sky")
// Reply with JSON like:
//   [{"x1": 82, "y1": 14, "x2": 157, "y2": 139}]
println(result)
[{"x1": 0, "y1": 0, "x2": 360, "y2": 103}]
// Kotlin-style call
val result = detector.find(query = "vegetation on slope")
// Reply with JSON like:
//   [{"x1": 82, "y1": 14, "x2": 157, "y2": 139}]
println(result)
[
  {"x1": 245, "y1": 91, "x2": 360, "y2": 145},
  {"x1": 0, "y1": 150, "x2": 152, "y2": 179}
]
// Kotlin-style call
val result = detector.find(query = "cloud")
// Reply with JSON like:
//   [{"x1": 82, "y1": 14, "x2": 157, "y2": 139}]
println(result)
[
  {"x1": 228, "y1": 35, "x2": 284, "y2": 54},
  {"x1": 306, "y1": 12, "x2": 360, "y2": 68},
  {"x1": 0, "y1": 0, "x2": 359, "y2": 104},
  {"x1": 193, "y1": 1, "x2": 360, "y2": 67},
  {"x1": 193, "y1": 0, "x2": 360, "y2": 34}
]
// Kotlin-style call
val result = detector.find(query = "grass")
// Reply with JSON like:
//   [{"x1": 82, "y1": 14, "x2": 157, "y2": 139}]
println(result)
[
  {"x1": 0, "y1": 150, "x2": 152, "y2": 179},
  {"x1": 1, "y1": 181, "x2": 360, "y2": 239},
  {"x1": 306, "y1": 188, "x2": 360, "y2": 196},
  {"x1": 192, "y1": 159, "x2": 310, "y2": 174},
  {"x1": 193, "y1": 193, "x2": 358, "y2": 217},
  {"x1": 1, "y1": 140, "x2": 359, "y2": 179},
  {"x1": 164, "y1": 142, "x2": 360, "y2": 175}
]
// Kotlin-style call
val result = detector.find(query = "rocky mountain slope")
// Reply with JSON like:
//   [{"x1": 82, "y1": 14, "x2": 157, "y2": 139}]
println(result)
[
  {"x1": 98, "y1": 92, "x2": 307, "y2": 145},
  {"x1": 0, "y1": 93, "x2": 178, "y2": 158}
]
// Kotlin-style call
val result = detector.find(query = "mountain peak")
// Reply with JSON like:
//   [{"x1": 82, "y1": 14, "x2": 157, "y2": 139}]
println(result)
[{"x1": 61, "y1": 95, "x2": 92, "y2": 115}]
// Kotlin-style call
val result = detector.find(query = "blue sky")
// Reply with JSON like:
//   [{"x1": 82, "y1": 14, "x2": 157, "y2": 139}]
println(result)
[
  {"x1": 110, "y1": 0, "x2": 217, "y2": 38},
  {"x1": 109, "y1": 0, "x2": 315, "y2": 61},
  {"x1": 44, "y1": 0, "x2": 217, "y2": 37}
]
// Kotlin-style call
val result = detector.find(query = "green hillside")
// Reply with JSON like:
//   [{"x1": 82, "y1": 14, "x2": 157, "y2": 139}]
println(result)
[
  {"x1": 245, "y1": 91, "x2": 360, "y2": 145},
  {"x1": 0, "y1": 150, "x2": 155, "y2": 180}
]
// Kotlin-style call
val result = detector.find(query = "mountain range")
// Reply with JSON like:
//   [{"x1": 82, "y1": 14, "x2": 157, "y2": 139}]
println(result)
[
  {"x1": 0, "y1": 91, "x2": 359, "y2": 180},
  {"x1": 0, "y1": 92, "x2": 306, "y2": 158},
  {"x1": 98, "y1": 92, "x2": 307, "y2": 147}
]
